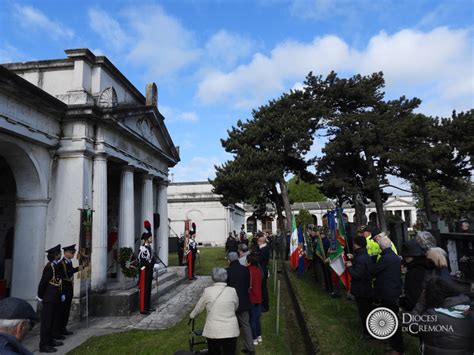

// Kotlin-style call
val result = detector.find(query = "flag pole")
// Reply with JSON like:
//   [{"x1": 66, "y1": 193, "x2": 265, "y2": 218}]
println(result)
[{"x1": 276, "y1": 280, "x2": 281, "y2": 335}]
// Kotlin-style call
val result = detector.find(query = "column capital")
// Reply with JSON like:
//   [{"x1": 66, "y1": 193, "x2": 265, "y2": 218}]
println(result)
[
  {"x1": 121, "y1": 164, "x2": 135, "y2": 173},
  {"x1": 156, "y1": 178, "x2": 169, "y2": 187},
  {"x1": 94, "y1": 153, "x2": 108, "y2": 162},
  {"x1": 142, "y1": 173, "x2": 154, "y2": 181},
  {"x1": 16, "y1": 198, "x2": 51, "y2": 207}
]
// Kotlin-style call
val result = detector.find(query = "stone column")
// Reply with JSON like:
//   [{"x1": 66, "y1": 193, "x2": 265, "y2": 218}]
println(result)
[
  {"x1": 157, "y1": 181, "x2": 169, "y2": 266},
  {"x1": 271, "y1": 218, "x2": 278, "y2": 234},
  {"x1": 91, "y1": 155, "x2": 107, "y2": 292},
  {"x1": 11, "y1": 199, "x2": 49, "y2": 304},
  {"x1": 141, "y1": 175, "x2": 154, "y2": 245},
  {"x1": 411, "y1": 209, "x2": 417, "y2": 228},
  {"x1": 118, "y1": 166, "x2": 135, "y2": 282}
]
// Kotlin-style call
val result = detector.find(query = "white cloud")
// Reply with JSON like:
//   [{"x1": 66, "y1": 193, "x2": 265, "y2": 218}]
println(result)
[
  {"x1": 125, "y1": 5, "x2": 201, "y2": 78},
  {"x1": 205, "y1": 30, "x2": 255, "y2": 69},
  {"x1": 14, "y1": 5, "x2": 74, "y2": 40},
  {"x1": 196, "y1": 27, "x2": 473, "y2": 116},
  {"x1": 87, "y1": 5, "x2": 201, "y2": 79},
  {"x1": 171, "y1": 156, "x2": 220, "y2": 182},
  {"x1": 159, "y1": 105, "x2": 199, "y2": 123},
  {"x1": 88, "y1": 8, "x2": 130, "y2": 52}
]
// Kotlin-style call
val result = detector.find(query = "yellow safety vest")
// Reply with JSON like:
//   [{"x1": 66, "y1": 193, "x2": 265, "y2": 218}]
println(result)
[{"x1": 366, "y1": 235, "x2": 398, "y2": 262}]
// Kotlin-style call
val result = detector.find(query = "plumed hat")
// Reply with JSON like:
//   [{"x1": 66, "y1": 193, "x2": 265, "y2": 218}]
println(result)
[
  {"x1": 144, "y1": 220, "x2": 152, "y2": 233},
  {"x1": 190, "y1": 222, "x2": 196, "y2": 236},
  {"x1": 141, "y1": 232, "x2": 152, "y2": 240}
]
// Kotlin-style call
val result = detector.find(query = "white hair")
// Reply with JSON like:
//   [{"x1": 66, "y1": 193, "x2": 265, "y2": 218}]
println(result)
[
  {"x1": 0, "y1": 319, "x2": 25, "y2": 331},
  {"x1": 212, "y1": 267, "x2": 227, "y2": 283},
  {"x1": 378, "y1": 237, "x2": 392, "y2": 250}
]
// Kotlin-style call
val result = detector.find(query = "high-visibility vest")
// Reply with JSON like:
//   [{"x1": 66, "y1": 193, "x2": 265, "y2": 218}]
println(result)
[{"x1": 366, "y1": 235, "x2": 398, "y2": 262}]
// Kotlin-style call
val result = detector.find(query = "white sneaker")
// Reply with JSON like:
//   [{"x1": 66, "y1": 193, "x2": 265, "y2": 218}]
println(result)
[
  {"x1": 253, "y1": 339, "x2": 259, "y2": 346},
  {"x1": 257, "y1": 336, "x2": 262, "y2": 343}
]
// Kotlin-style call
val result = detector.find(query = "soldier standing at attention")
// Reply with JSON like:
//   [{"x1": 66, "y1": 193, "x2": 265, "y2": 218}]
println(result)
[
  {"x1": 58, "y1": 244, "x2": 81, "y2": 337},
  {"x1": 138, "y1": 220, "x2": 157, "y2": 315},
  {"x1": 37, "y1": 244, "x2": 64, "y2": 353}
]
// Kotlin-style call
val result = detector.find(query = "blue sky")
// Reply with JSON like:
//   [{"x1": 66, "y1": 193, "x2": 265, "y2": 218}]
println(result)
[{"x1": 1, "y1": 0, "x2": 473, "y2": 187}]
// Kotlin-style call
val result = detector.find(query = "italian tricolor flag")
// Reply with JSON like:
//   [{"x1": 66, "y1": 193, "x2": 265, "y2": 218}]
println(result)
[{"x1": 329, "y1": 209, "x2": 351, "y2": 290}]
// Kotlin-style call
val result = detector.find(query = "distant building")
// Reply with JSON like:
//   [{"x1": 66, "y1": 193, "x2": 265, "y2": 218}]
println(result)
[
  {"x1": 168, "y1": 182, "x2": 245, "y2": 246},
  {"x1": 245, "y1": 195, "x2": 417, "y2": 234},
  {"x1": 168, "y1": 181, "x2": 416, "y2": 241}
]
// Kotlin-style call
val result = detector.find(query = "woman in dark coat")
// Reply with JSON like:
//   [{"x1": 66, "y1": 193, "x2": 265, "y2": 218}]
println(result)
[
  {"x1": 400, "y1": 239, "x2": 430, "y2": 311},
  {"x1": 407, "y1": 276, "x2": 473, "y2": 355}
]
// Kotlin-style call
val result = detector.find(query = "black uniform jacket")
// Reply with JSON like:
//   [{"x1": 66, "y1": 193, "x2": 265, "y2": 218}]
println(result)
[
  {"x1": 59, "y1": 258, "x2": 79, "y2": 297},
  {"x1": 37, "y1": 262, "x2": 62, "y2": 303}
]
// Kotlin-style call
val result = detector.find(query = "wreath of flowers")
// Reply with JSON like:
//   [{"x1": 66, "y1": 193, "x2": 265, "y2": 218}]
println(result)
[{"x1": 119, "y1": 247, "x2": 138, "y2": 278}]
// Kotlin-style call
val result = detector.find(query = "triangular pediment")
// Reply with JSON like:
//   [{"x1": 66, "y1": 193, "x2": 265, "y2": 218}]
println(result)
[
  {"x1": 384, "y1": 196, "x2": 415, "y2": 207},
  {"x1": 107, "y1": 105, "x2": 180, "y2": 166}
]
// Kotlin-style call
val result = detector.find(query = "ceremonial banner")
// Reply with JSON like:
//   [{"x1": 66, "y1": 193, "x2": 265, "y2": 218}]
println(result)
[
  {"x1": 78, "y1": 207, "x2": 93, "y2": 279},
  {"x1": 289, "y1": 216, "x2": 299, "y2": 270}
]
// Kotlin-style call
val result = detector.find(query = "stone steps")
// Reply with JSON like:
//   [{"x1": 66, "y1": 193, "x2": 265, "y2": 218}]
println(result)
[{"x1": 90, "y1": 266, "x2": 188, "y2": 317}]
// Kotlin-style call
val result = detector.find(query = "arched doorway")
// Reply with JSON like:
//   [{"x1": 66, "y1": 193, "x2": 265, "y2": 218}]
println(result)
[
  {"x1": 0, "y1": 157, "x2": 15, "y2": 297},
  {"x1": 322, "y1": 214, "x2": 328, "y2": 226},
  {"x1": 246, "y1": 217, "x2": 256, "y2": 234},
  {"x1": 311, "y1": 214, "x2": 318, "y2": 225},
  {"x1": 261, "y1": 216, "x2": 273, "y2": 234},
  {"x1": 0, "y1": 138, "x2": 49, "y2": 303}
]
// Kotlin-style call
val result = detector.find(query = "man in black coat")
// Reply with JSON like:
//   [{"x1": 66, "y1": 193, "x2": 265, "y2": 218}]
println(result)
[
  {"x1": 346, "y1": 236, "x2": 373, "y2": 337},
  {"x1": 257, "y1": 236, "x2": 270, "y2": 312},
  {"x1": 225, "y1": 233, "x2": 238, "y2": 254},
  {"x1": 57, "y1": 244, "x2": 81, "y2": 337},
  {"x1": 37, "y1": 244, "x2": 64, "y2": 353},
  {"x1": 226, "y1": 252, "x2": 254, "y2": 354},
  {"x1": 370, "y1": 237, "x2": 404, "y2": 354}
]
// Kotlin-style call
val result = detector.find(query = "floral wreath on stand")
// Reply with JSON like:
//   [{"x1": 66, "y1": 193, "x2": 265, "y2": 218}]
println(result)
[{"x1": 119, "y1": 247, "x2": 138, "y2": 278}]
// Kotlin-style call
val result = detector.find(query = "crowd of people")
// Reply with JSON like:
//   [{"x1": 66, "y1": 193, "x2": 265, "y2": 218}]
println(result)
[
  {"x1": 331, "y1": 226, "x2": 473, "y2": 355},
  {"x1": 190, "y1": 233, "x2": 271, "y2": 355}
]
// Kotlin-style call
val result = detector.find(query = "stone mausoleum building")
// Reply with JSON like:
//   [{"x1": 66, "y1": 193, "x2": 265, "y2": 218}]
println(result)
[
  {"x1": 0, "y1": 49, "x2": 179, "y2": 316},
  {"x1": 168, "y1": 181, "x2": 245, "y2": 246}
]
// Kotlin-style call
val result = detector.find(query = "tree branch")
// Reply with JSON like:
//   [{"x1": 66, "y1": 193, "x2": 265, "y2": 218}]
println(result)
[{"x1": 380, "y1": 184, "x2": 413, "y2": 193}]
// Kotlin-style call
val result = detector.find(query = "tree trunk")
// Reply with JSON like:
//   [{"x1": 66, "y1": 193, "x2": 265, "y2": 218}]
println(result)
[
  {"x1": 420, "y1": 178, "x2": 438, "y2": 231},
  {"x1": 278, "y1": 176, "x2": 293, "y2": 231},
  {"x1": 372, "y1": 188, "x2": 387, "y2": 232},
  {"x1": 272, "y1": 186, "x2": 286, "y2": 234}
]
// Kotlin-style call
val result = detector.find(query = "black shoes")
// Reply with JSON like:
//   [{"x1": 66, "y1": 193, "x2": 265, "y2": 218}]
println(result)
[
  {"x1": 147, "y1": 308, "x2": 156, "y2": 312},
  {"x1": 54, "y1": 335, "x2": 65, "y2": 340},
  {"x1": 39, "y1": 345, "x2": 57, "y2": 353},
  {"x1": 62, "y1": 330, "x2": 73, "y2": 336},
  {"x1": 140, "y1": 311, "x2": 151, "y2": 315},
  {"x1": 49, "y1": 340, "x2": 63, "y2": 347}
]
